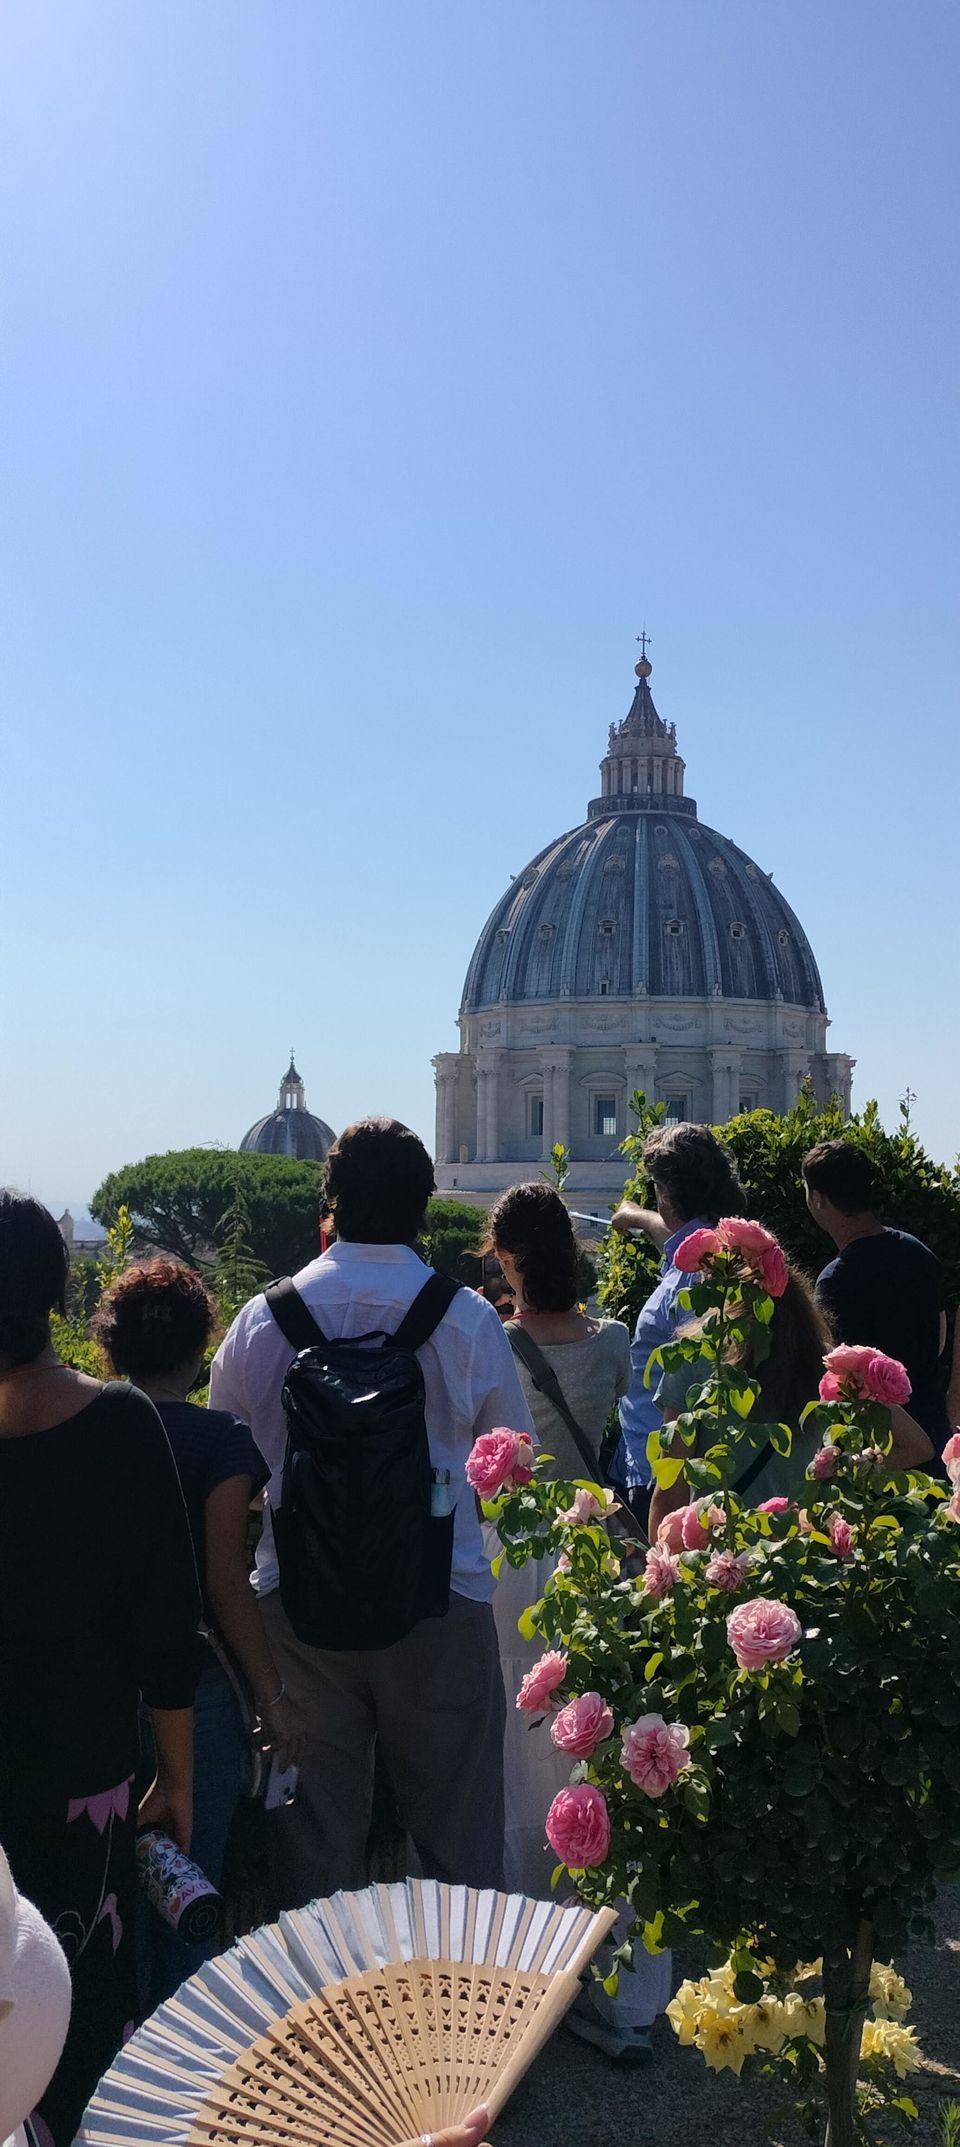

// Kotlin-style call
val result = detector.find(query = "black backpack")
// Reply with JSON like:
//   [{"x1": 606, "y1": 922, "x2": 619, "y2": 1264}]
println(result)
[{"x1": 265, "y1": 1271, "x2": 461, "y2": 1651}]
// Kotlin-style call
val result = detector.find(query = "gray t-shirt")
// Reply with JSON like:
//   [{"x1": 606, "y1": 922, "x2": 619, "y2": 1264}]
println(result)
[{"x1": 510, "y1": 1319, "x2": 632, "y2": 1479}]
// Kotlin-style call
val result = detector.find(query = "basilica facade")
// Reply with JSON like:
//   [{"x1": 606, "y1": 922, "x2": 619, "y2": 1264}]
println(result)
[{"x1": 433, "y1": 655, "x2": 852, "y2": 1209}]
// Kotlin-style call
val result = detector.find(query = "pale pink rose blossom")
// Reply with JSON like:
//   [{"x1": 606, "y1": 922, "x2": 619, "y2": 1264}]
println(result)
[
  {"x1": 810, "y1": 1447, "x2": 839, "y2": 1481},
  {"x1": 621, "y1": 1713, "x2": 692, "y2": 1796},
  {"x1": 657, "y1": 1508, "x2": 688, "y2": 1553},
  {"x1": 466, "y1": 1429, "x2": 533, "y2": 1496},
  {"x1": 705, "y1": 1548, "x2": 752, "y2": 1592},
  {"x1": 516, "y1": 1650, "x2": 568, "y2": 1714},
  {"x1": 757, "y1": 1495, "x2": 790, "y2": 1513},
  {"x1": 824, "y1": 1343, "x2": 877, "y2": 1383},
  {"x1": 545, "y1": 1783, "x2": 611, "y2": 1867},
  {"x1": 558, "y1": 1486, "x2": 612, "y2": 1525},
  {"x1": 863, "y1": 1352, "x2": 911, "y2": 1406},
  {"x1": 797, "y1": 1508, "x2": 813, "y2": 1533},
  {"x1": 556, "y1": 1550, "x2": 572, "y2": 1572},
  {"x1": 681, "y1": 1499, "x2": 725, "y2": 1550},
  {"x1": 943, "y1": 1432, "x2": 960, "y2": 1485},
  {"x1": 550, "y1": 1691, "x2": 615, "y2": 1758},
  {"x1": 643, "y1": 1545, "x2": 681, "y2": 1598},
  {"x1": 673, "y1": 1227, "x2": 722, "y2": 1271},
  {"x1": 757, "y1": 1243, "x2": 790, "y2": 1298},
  {"x1": 946, "y1": 1490, "x2": 960, "y2": 1523},
  {"x1": 827, "y1": 1512, "x2": 855, "y2": 1558},
  {"x1": 854, "y1": 1445, "x2": 885, "y2": 1471},
  {"x1": 727, "y1": 1597, "x2": 802, "y2": 1673}
]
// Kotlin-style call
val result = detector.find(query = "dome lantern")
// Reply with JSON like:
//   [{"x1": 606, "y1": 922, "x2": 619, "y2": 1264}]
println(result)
[{"x1": 240, "y1": 1056, "x2": 336, "y2": 1162}]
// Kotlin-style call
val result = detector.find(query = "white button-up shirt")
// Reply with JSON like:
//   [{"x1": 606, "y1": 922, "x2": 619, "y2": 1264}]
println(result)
[{"x1": 209, "y1": 1240, "x2": 535, "y2": 1604}]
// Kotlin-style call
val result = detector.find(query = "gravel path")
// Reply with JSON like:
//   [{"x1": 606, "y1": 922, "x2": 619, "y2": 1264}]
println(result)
[{"x1": 491, "y1": 1889, "x2": 960, "y2": 2147}]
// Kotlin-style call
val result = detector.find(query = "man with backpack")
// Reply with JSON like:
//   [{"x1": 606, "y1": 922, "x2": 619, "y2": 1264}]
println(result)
[{"x1": 210, "y1": 1116, "x2": 533, "y2": 1909}]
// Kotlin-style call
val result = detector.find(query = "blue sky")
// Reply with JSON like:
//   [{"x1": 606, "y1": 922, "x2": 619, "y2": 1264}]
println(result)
[{"x1": 1, "y1": 0, "x2": 958, "y2": 1211}]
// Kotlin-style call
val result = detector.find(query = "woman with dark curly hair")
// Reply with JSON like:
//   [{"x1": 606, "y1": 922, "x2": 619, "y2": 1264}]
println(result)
[
  {"x1": 0, "y1": 1192, "x2": 199, "y2": 2144},
  {"x1": 94, "y1": 1260, "x2": 305, "y2": 2004}
]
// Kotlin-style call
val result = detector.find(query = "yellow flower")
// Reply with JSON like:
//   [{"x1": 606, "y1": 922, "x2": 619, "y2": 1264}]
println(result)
[
  {"x1": 739, "y1": 1998, "x2": 789, "y2": 2054},
  {"x1": 869, "y1": 1962, "x2": 912, "y2": 2021},
  {"x1": 860, "y1": 2017, "x2": 922, "y2": 2078},
  {"x1": 696, "y1": 2004, "x2": 752, "y2": 2074},
  {"x1": 782, "y1": 1993, "x2": 827, "y2": 2046},
  {"x1": 666, "y1": 1981, "x2": 702, "y2": 2046},
  {"x1": 792, "y1": 1958, "x2": 822, "y2": 1983}
]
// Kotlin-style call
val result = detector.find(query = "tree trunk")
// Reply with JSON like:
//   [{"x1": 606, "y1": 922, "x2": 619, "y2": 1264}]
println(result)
[{"x1": 822, "y1": 1919, "x2": 873, "y2": 2147}]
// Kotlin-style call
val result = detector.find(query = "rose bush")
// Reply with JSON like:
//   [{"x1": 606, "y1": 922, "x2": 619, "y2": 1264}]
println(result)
[{"x1": 475, "y1": 1222, "x2": 960, "y2": 2145}]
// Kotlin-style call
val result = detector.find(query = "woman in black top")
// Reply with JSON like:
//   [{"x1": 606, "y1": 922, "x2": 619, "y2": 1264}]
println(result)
[{"x1": 0, "y1": 1191, "x2": 200, "y2": 2145}]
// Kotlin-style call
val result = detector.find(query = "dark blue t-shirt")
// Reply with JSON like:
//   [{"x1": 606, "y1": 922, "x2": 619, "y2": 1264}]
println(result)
[
  {"x1": 815, "y1": 1228, "x2": 947, "y2": 1448},
  {"x1": 155, "y1": 1400, "x2": 269, "y2": 1615}
]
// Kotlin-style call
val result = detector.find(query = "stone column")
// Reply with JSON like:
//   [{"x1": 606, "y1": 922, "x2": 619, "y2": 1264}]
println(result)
[
  {"x1": 432, "y1": 1055, "x2": 458, "y2": 1164},
  {"x1": 543, "y1": 1049, "x2": 572, "y2": 1156},
  {"x1": 475, "y1": 1059, "x2": 492, "y2": 1162},
  {"x1": 624, "y1": 1048, "x2": 659, "y2": 1111},
  {"x1": 484, "y1": 1052, "x2": 501, "y2": 1160},
  {"x1": 709, "y1": 1048, "x2": 741, "y2": 1123}
]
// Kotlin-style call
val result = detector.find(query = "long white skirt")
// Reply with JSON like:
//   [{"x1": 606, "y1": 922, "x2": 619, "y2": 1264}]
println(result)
[{"x1": 490, "y1": 1540, "x2": 672, "y2": 2027}]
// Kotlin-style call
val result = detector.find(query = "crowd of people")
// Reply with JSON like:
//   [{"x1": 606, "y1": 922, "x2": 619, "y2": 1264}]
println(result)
[{"x1": 0, "y1": 1117, "x2": 950, "y2": 2141}]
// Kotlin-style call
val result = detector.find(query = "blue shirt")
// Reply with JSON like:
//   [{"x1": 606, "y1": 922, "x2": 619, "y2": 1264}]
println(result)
[{"x1": 610, "y1": 1217, "x2": 713, "y2": 1489}]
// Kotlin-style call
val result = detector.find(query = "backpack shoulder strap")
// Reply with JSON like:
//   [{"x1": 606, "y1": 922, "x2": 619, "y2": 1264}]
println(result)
[
  {"x1": 393, "y1": 1273, "x2": 460, "y2": 1353},
  {"x1": 264, "y1": 1278, "x2": 329, "y2": 1352},
  {"x1": 505, "y1": 1323, "x2": 600, "y2": 1481},
  {"x1": 733, "y1": 1438, "x2": 775, "y2": 1497}
]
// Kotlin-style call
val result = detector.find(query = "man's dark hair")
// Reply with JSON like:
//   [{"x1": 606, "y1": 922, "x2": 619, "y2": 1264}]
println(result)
[
  {"x1": 0, "y1": 1189, "x2": 70, "y2": 1366},
  {"x1": 801, "y1": 1140, "x2": 879, "y2": 1216},
  {"x1": 642, "y1": 1122, "x2": 746, "y2": 1226},
  {"x1": 324, "y1": 1118, "x2": 436, "y2": 1244},
  {"x1": 489, "y1": 1182, "x2": 579, "y2": 1314},
  {"x1": 93, "y1": 1257, "x2": 217, "y2": 1379}
]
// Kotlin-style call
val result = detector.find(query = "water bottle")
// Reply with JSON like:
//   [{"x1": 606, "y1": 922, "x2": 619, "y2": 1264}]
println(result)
[
  {"x1": 430, "y1": 1467, "x2": 452, "y2": 1517},
  {"x1": 136, "y1": 1830, "x2": 222, "y2": 1944}
]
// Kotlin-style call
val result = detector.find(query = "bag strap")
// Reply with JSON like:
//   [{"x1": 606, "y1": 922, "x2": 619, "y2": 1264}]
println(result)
[
  {"x1": 393, "y1": 1273, "x2": 460, "y2": 1352},
  {"x1": 264, "y1": 1278, "x2": 329, "y2": 1352},
  {"x1": 506, "y1": 1323, "x2": 601, "y2": 1481},
  {"x1": 733, "y1": 1438, "x2": 775, "y2": 1497}
]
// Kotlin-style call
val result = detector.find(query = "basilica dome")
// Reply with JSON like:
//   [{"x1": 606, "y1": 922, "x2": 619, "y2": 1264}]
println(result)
[
  {"x1": 240, "y1": 1056, "x2": 335, "y2": 1162},
  {"x1": 433, "y1": 651, "x2": 852, "y2": 1208}
]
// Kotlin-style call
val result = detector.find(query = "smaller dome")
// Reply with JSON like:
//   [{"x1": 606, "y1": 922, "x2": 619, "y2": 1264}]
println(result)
[{"x1": 240, "y1": 1056, "x2": 336, "y2": 1162}]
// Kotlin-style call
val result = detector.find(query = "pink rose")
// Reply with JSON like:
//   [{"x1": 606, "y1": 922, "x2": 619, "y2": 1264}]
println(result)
[
  {"x1": 727, "y1": 1597, "x2": 802, "y2": 1673},
  {"x1": 716, "y1": 1216, "x2": 777, "y2": 1258},
  {"x1": 643, "y1": 1545, "x2": 681, "y2": 1599},
  {"x1": 466, "y1": 1428, "x2": 533, "y2": 1496},
  {"x1": 946, "y1": 1490, "x2": 960, "y2": 1524},
  {"x1": 810, "y1": 1447, "x2": 838, "y2": 1481},
  {"x1": 757, "y1": 1243, "x2": 790, "y2": 1298},
  {"x1": 545, "y1": 1783, "x2": 611, "y2": 1867},
  {"x1": 862, "y1": 1352, "x2": 911, "y2": 1407},
  {"x1": 558, "y1": 1486, "x2": 611, "y2": 1525},
  {"x1": 556, "y1": 1550, "x2": 572, "y2": 1573},
  {"x1": 550, "y1": 1691, "x2": 614, "y2": 1758},
  {"x1": 516, "y1": 1649, "x2": 567, "y2": 1714},
  {"x1": 657, "y1": 1508, "x2": 688, "y2": 1553},
  {"x1": 853, "y1": 1445, "x2": 885, "y2": 1471},
  {"x1": 818, "y1": 1371, "x2": 842, "y2": 1403},
  {"x1": 819, "y1": 1344, "x2": 876, "y2": 1402},
  {"x1": 673, "y1": 1227, "x2": 721, "y2": 1271},
  {"x1": 757, "y1": 1495, "x2": 791, "y2": 1513},
  {"x1": 620, "y1": 1713, "x2": 692, "y2": 1796},
  {"x1": 827, "y1": 1512, "x2": 855, "y2": 1559},
  {"x1": 681, "y1": 1499, "x2": 724, "y2": 1550},
  {"x1": 943, "y1": 1432, "x2": 960, "y2": 1485},
  {"x1": 705, "y1": 1548, "x2": 752, "y2": 1592}
]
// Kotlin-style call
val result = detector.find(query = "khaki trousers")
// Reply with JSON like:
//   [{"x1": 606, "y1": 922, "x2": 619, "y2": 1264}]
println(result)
[{"x1": 259, "y1": 1589, "x2": 506, "y2": 1910}]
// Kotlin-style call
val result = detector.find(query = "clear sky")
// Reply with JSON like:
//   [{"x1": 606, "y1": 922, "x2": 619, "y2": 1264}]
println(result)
[{"x1": 1, "y1": 0, "x2": 958, "y2": 1213}]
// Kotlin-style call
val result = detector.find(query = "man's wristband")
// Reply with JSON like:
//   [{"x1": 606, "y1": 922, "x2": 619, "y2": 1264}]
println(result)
[{"x1": 262, "y1": 1683, "x2": 286, "y2": 1710}]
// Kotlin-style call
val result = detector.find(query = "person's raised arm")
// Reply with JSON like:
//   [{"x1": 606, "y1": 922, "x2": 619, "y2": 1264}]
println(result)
[
  {"x1": 887, "y1": 1405, "x2": 933, "y2": 1470},
  {"x1": 123, "y1": 1398, "x2": 202, "y2": 1852},
  {"x1": 610, "y1": 1201, "x2": 669, "y2": 1250}
]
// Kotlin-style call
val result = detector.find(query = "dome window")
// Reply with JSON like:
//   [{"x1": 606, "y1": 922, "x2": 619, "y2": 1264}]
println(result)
[
  {"x1": 536, "y1": 921, "x2": 556, "y2": 943},
  {"x1": 495, "y1": 927, "x2": 510, "y2": 946},
  {"x1": 709, "y1": 857, "x2": 726, "y2": 876},
  {"x1": 730, "y1": 922, "x2": 746, "y2": 941},
  {"x1": 665, "y1": 919, "x2": 685, "y2": 937},
  {"x1": 777, "y1": 928, "x2": 790, "y2": 946},
  {"x1": 526, "y1": 1092, "x2": 544, "y2": 1138},
  {"x1": 598, "y1": 918, "x2": 616, "y2": 936},
  {"x1": 522, "y1": 869, "x2": 538, "y2": 889}
]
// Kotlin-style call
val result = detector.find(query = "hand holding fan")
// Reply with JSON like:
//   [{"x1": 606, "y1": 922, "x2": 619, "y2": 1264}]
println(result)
[{"x1": 79, "y1": 1879, "x2": 617, "y2": 2147}]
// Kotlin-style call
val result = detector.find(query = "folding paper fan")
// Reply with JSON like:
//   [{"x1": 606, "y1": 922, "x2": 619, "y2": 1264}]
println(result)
[{"x1": 79, "y1": 1880, "x2": 618, "y2": 2147}]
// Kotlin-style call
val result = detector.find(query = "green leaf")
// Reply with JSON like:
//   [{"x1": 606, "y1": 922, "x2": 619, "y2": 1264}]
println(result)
[
  {"x1": 769, "y1": 1421, "x2": 793, "y2": 1456},
  {"x1": 728, "y1": 1386, "x2": 756, "y2": 1420},
  {"x1": 602, "y1": 1970, "x2": 620, "y2": 1997},
  {"x1": 733, "y1": 1970, "x2": 764, "y2": 2003},
  {"x1": 517, "y1": 1604, "x2": 540, "y2": 1642},
  {"x1": 644, "y1": 1651, "x2": 664, "y2": 1683},
  {"x1": 490, "y1": 1551, "x2": 504, "y2": 1579}
]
